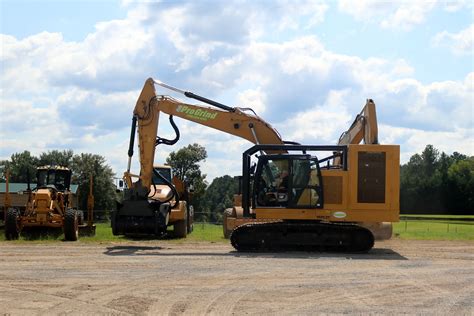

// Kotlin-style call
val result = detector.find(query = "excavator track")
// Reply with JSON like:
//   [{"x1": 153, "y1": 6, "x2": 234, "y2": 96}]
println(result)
[{"x1": 230, "y1": 221, "x2": 374, "y2": 253}]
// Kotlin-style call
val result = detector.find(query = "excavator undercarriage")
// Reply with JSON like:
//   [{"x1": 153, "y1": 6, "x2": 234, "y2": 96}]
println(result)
[{"x1": 230, "y1": 221, "x2": 374, "y2": 252}]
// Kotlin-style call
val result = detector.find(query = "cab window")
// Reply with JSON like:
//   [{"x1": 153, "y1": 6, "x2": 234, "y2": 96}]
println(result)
[
  {"x1": 291, "y1": 159, "x2": 322, "y2": 208},
  {"x1": 152, "y1": 168, "x2": 172, "y2": 185},
  {"x1": 255, "y1": 159, "x2": 289, "y2": 207}
]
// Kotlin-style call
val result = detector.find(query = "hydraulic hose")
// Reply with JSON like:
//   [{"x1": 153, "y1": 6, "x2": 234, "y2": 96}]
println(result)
[{"x1": 152, "y1": 168, "x2": 180, "y2": 208}]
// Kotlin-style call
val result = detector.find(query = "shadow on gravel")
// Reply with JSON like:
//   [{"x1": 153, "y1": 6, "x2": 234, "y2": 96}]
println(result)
[
  {"x1": 104, "y1": 245, "x2": 166, "y2": 256},
  {"x1": 231, "y1": 248, "x2": 408, "y2": 260},
  {"x1": 103, "y1": 246, "x2": 407, "y2": 260}
]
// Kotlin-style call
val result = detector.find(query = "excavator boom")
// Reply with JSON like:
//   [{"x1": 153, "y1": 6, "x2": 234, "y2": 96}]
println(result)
[
  {"x1": 128, "y1": 78, "x2": 284, "y2": 191},
  {"x1": 113, "y1": 78, "x2": 286, "y2": 237},
  {"x1": 338, "y1": 99, "x2": 378, "y2": 145}
]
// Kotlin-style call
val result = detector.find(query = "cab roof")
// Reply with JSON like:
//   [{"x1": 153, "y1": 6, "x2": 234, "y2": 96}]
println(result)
[
  {"x1": 37, "y1": 165, "x2": 71, "y2": 171},
  {"x1": 153, "y1": 164, "x2": 171, "y2": 169}
]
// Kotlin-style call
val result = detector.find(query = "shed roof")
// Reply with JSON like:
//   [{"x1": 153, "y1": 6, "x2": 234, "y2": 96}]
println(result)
[{"x1": 0, "y1": 183, "x2": 79, "y2": 194}]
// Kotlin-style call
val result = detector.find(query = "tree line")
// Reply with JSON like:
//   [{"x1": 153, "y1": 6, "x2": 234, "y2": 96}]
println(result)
[
  {"x1": 2, "y1": 144, "x2": 472, "y2": 220},
  {"x1": 400, "y1": 145, "x2": 473, "y2": 215}
]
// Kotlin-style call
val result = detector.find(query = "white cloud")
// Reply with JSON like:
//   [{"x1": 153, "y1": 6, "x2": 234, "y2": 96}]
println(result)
[
  {"x1": 380, "y1": 1, "x2": 437, "y2": 31},
  {"x1": 1, "y1": 1, "x2": 472, "y2": 182},
  {"x1": 237, "y1": 88, "x2": 267, "y2": 114},
  {"x1": 441, "y1": 0, "x2": 473, "y2": 12},
  {"x1": 338, "y1": 0, "x2": 465, "y2": 31},
  {"x1": 432, "y1": 24, "x2": 474, "y2": 55},
  {"x1": 381, "y1": 124, "x2": 474, "y2": 162},
  {"x1": 276, "y1": 90, "x2": 353, "y2": 144},
  {"x1": 276, "y1": 0, "x2": 329, "y2": 30}
]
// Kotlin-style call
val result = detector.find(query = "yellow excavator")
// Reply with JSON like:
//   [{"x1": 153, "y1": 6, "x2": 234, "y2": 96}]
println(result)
[
  {"x1": 111, "y1": 78, "x2": 285, "y2": 236},
  {"x1": 224, "y1": 99, "x2": 396, "y2": 241},
  {"x1": 113, "y1": 78, "x2": 399, "y2": 252},
  {"x1": 225, "y1": 98, "x2": 399, "y2": 251}
]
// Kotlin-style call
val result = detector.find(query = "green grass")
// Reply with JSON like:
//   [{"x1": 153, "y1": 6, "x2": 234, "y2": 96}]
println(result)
[
  {"x1": 401, "y1": 214, "x2": 474, "y2": 219},
  {"x1": 1, "y1": 218, "x2": 473, "y2": 243},
  {"x1": 0, "y1": 222, "x2": 228, "y2": 243},
  {"x1": 393, "y1": 220, "x2": 474, "y2": 240},
  {"x1": 177, "y1": 223, "x2": 227, "y2": 243},
  {"x1": 0, "y1": 223, "x2": 120, "y2": 243},
  {"x1": 80, "y1": 223, "x2": 122, "y2": 242},
  {"x1": 81, "y1": 222, "x2": 227, "y2": 243}
]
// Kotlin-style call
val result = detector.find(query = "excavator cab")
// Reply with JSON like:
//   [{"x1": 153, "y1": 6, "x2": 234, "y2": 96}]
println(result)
[{"x1": 253, "y1": 155, "x2": 323, "y2": 209}]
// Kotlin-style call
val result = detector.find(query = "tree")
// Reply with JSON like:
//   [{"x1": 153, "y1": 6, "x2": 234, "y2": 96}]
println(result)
[
  {"x1": 71, "y1": 153, "x2": 116, "y2": 211},
  {"x1": 400, "y1": 144, "x2": 473, "y2": 214},
  {"x1": 451, "y1": 152, "x2": 468, "y2": 163},
  {"x1": 202, "y1": 175, "x2": 238, "y2": 223},
  {"x1": 38, "y1": 150, "x2": 74, "y2": 167},
  {"x1": 190, "y1": 176, "x2": 208, "y2": 221},
  {"x1": 421, "y1": 144, "x2": 439, "y2": 176},
  {"x1": 166, "y1": 143, "x2": 207, "y2": 181},
  {"x1": 166, "y1": 144, "x2": 208, "y2": 220},
  {"x1": 0, "y1": 159, "x2": 11, "y2": 182},
  {"x1": 7, "y1": 151, "x2": 38, "y2": 183},
  {"x1": 447, "y1": 158, "x2": 474, "y2": 214}
]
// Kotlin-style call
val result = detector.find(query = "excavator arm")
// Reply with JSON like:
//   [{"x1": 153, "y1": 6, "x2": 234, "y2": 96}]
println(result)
[
  {"x1": 125, "y1": 77, "x2": 285, "y2": 191},
  {"x1": 113, "y1": 77, "x2": 287, "y2": 237},
  {"x1": 338, "y1": 99, "x2": 378, "y2": 145},
  {"x1": 333, "y1": 99, "x2": 378, "y2": 166}
]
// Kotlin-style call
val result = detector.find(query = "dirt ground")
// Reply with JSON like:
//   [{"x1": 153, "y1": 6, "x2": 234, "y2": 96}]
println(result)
[{"x1": 0, "y1": 239, "x2": 473, "y2": 315}]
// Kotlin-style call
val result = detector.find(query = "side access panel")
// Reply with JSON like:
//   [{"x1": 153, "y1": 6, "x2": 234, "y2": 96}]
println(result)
[{"x1": 346, "y1": 144, "x2": 400, "y2": 222}]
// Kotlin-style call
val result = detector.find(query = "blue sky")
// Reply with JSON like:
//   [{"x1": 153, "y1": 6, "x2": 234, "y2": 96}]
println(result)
[
  {"x1": 1, "y1": 1, "x2": 126, "y2": 41},
  {"x1": 1, "y1": 0, "x2": 473, "y2": 181}
]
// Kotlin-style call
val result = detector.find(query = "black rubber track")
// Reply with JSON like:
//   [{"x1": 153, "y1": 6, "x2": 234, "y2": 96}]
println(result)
[{"x1": 230, "y1": 221, "x2": 374, "y2": 253}]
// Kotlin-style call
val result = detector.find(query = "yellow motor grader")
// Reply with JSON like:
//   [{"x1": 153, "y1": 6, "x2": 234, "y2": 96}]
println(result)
[{"x1": 4, "y1": 166, "x2": 95, "y2": 241}]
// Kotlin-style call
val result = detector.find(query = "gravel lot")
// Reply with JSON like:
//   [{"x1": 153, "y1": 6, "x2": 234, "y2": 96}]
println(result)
[{"x1": 1, "y1": 239, "x2": 473, "y2": 315}]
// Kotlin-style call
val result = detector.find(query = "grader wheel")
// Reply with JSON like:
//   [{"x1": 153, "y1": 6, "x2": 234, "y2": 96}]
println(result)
[
  {"x1": 5, "y1": 208, "x2": 20, "y2": 240},
  {"x1": 187, "y1": 205, "x2": 194, "y2": 234},
  {"x1": 64, "y1": 208, "x2": 79, "y2": 241},
  {"x1": 174, "y1": 209, "x2": 188, "y2": 238},
  {"x1": 77, "y1": 210, "x2": 85, "y2": 226}
]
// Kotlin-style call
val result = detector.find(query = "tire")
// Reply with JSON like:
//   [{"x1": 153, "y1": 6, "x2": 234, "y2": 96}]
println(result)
[
  {"x1": 174, "y1": 208, "x2": 188, "y2": 238},
  {"x1": 64, "y1": 208, "x2": 79, "y2": 241},
  {"x1": 5, "y1": 208, "x2": 20, "y2": 240},
  {"x1": 110, "y1": 210, "x2": 119, "y2": 236},
  {"x1": 187, "y1": 205, "x2": 194, "y2": 234},
  {"x1": 77, "y1": 210, "x2": 85, "y2": 225}
]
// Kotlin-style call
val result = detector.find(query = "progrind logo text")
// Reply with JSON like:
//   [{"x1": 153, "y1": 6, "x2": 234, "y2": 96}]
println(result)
[{"x1": 176, "y1": 105, "x2": 218, "y2": 121}]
